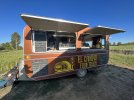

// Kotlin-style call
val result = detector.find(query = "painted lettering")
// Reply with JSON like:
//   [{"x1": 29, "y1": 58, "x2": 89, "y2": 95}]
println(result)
[
  {"x1": 78, "y1": 56, "x2": 83, "y2": 63},
  {"x1": 77, "y1": 54, "x2": 97, "y2": 69}
]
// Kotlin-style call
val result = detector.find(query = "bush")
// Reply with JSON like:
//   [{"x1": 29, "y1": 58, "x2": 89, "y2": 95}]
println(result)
[
  {"x1": 0, "y1": 50, "x2": 23, "y2": 74},
  {"x1": 0, "y1": 42, "x2": 13, "y2": 50},
  {"x1": 0, "y1": 45, "x2": 5, "y2": 50},
  {"x1": 18, "y1": 46, "x2": 23, "y2": 50}
]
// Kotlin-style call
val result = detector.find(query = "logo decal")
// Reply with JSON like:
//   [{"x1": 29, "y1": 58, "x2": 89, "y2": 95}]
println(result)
[{"x1": 54, "y1": 61, "x2": 73, "y2": 73}]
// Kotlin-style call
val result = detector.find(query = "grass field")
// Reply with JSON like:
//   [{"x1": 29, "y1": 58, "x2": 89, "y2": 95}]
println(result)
[
  {"x1": 109, "y1": 45, "x2": 134, "y2": 69},
  {"x1": 0, "y1": 50, "x2": 23, "y2": 75},
  {"x1": 109, "y1": 52, "x2": 134, "y2": 69},
  {"x1": 110, "y1": 45, "x2": 134, "y2": 50}
]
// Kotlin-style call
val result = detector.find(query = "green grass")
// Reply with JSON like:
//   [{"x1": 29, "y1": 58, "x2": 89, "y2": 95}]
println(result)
[
  {"x1": 110, "y1": 45, "x2": 134, "y2": 50},
  {"x1": 109, "y1": 45, "x2": 134, "y2": 68},
  {"x1": 0, "y1": 50, "x2": 23, "y2": 75},
  {"x1": 109, "y1": 52, "x2": 134, "y2": 68}
]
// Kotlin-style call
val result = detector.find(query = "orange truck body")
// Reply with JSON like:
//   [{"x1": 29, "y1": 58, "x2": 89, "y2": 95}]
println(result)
[{"x1": 18, "y1": 14, "x2": 125, "y2": 81}]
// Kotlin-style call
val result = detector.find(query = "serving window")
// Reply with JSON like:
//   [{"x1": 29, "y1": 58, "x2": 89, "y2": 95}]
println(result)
[
  {"x1": 32, "y1": 30, "x2": 76, "y2": 53},
  {"x1": 81, "y1": 34, "x2": 106, "y2": 49},
  {"x1": 47, "y1": 32, "x2": 76, "y2": 51}
]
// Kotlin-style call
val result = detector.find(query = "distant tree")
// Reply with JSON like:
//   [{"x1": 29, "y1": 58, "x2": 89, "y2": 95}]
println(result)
[
  {"x1": 0, "y1": 44, "x2": 5, "y2": 50},
  {"x1": 127, "y1": 42, "x2": 134, "y2": 45},
  {"x1": 18, "y1": 46, "x2": 23, "y2": 50},
  {"x1": 109, "y1": 42, "x2": 111, "y2": 46},
  {"x1": 1, "y1": 42, "x2": 13, "y2": 50},
  {"x1": 117, "y1": 42, "x2": 122, "y2": 46},
  {"x1": 121, "y1": 42, "x2": 134, "y2": 45},
  {"x1": 11, "y1": 32, "x2": 20, "y2": 50},
  {"x1": 113, "y1": 42, "x2": 116, "y2": 46}
]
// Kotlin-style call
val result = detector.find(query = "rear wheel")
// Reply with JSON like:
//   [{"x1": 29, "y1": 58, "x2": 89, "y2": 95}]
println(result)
[{"x1": 76, "y1": 69, "x2": 87, "y2": 78}]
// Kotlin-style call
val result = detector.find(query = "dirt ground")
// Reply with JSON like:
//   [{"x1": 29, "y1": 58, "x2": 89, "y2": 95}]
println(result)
[{"x1": 0, "y1": 65, "x2": 134, "y2": 100}]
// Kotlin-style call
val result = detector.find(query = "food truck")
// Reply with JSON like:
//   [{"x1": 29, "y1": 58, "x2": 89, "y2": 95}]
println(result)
[{"x1": 16, "y1": 14, "x2": 125, "y2": 81}]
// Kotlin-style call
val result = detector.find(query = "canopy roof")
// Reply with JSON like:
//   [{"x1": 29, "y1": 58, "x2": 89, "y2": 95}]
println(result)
[
  {"x1": 86, "y1": 26, "x2": 125, "y2": 35},
  {"x1": 21, "y1": 14, "x2": 89, "y2": 32},
  {"x1": 81, "y1": 26, "x2": 125, "y2": 41}
]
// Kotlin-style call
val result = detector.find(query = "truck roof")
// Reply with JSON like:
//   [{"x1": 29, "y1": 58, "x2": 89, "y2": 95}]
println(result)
[{"x1": 21, "y1": 14, "x2": 89, "y2": 33}]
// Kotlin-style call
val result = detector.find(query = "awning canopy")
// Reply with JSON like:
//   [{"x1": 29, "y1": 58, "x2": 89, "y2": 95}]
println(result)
[
  {"x1": 21, "y1": 14, "x2": 89, "y2": 33},
  {"x1": 53, "y1": 32, "x2": 76, "y2": 38},
  {"x1": 80, "y1": 26, "x2": 125, "y2": 41},
  {"x1": 85, "y1": 26, "x2": 125, "y2": 35}
]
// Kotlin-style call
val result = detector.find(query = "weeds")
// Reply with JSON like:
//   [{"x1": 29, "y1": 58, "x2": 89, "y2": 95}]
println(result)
[
  {"x1": 110, "y1": 45, "x2": 134, "y2": 51},
  {"x1": 0, "y1": 50, "x2": 23, "y2": 74},
  {"x1": 109, "y1": 52, "x2": 134, "y2": 68}
]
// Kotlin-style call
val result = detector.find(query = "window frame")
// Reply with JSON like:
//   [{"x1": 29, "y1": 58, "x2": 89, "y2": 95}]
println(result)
[
  {"x1": 32, "y1": 30, "x2": 47, "y2": 53},
  {"x1": 32, "y1": 30, "x2": 76, "y2": 53},
  {"x1": 81, "y1": 36, "x2": 106, "y2": 49}
]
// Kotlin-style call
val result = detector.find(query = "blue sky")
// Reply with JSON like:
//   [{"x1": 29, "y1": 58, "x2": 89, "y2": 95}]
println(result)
[{"x1": 0, "y1": 0, "x2": 134, "y2": 45}]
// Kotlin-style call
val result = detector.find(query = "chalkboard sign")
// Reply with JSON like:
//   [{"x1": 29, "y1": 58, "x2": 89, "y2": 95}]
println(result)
[
  {"x1": 32, "y1": 59, "x2": 48, "y2": 77},
  {"x1": 34, "y1": 31, "x2": 47, "y2": 52}
]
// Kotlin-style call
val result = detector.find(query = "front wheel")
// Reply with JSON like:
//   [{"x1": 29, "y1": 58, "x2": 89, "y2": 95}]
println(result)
[{"x1": 76, "y1": 69, "x2": 87, "y2": 78}]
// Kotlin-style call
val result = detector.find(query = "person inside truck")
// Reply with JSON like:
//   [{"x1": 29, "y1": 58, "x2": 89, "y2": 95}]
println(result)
[
  {"x1": 47, "y1": 33, "x2": 57, "y2": 50},
  {"x1": 91, "y1": 36, "x2": 102, "y2": 49}
]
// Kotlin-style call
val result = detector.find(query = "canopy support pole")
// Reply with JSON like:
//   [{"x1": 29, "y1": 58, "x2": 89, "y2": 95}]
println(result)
[{"x1": 76, "y1": 28, "x2": 91, "y2": 50}]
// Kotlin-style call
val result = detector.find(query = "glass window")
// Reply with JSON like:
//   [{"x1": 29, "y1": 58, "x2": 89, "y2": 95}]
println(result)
[
  {"x1": 81, "y1": 35, "x2": 106, "y2": 49},
  {"x1": 32, "y1": 31, "x2": 47, "y2": 52},
  {"x1": 58, "y1": 36, "x2": 76, "y2": 50},
  {"x1": 47, "y1": 32, "x2": 76, "y2": 51},
  {"x1": 47, "y1": 31, "x2": 56, "y2": 50},
  {"x1": 32, "y1": 31, "x2": 76, "y2": 52}
]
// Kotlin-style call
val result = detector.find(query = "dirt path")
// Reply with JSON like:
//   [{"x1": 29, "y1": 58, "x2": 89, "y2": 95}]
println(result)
[{"x1": 1, "y1": 65, "x2": 134, "y2": 100}]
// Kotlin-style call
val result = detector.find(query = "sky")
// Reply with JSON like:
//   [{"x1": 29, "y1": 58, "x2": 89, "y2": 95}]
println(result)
[{"x1": 0, "y1": 0, "x2": 134, "y2": 45}]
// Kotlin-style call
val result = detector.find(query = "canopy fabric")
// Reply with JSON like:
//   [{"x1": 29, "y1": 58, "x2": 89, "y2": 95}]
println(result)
[
  {"x1": 21, "y1": 14, "x2": 89, "y2": 33},
  {"x1": 53, "y1": 32, "x2": 76, "y2": 38},
  {"x1": 86, "y1": 26, "x2": 125, "y2": 35},
  {"x1": 80, "y1": 26, "x2": 125, "y2": 41}
]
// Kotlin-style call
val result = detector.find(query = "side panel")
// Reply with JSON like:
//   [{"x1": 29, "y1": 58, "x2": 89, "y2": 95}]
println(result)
[
  {"x1": 23, "y1": 50, "x2": 108, "y2": 80},
  {"x1": 32, "y1": 59, "x2": 48, "y2": 77},
  {"x1": 24, "y1": 25, "x2": 33, "y2": 54},
  {"x1": 98, "y1": 53, "x2": 108, "y2": 65}
]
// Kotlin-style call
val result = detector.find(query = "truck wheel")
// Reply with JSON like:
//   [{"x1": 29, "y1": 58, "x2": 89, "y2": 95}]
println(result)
[{"x1": 76, "y1": 69, "x2": 87, "y2": 78}]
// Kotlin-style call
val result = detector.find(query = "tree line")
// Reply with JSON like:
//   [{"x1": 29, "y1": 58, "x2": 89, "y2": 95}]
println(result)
[
  {"x1": 0, "y1": 32, "x2": 23, "y2": 50},
  {"x1": 110, "y1": 42, "x2": 134, "y2": 46}
]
